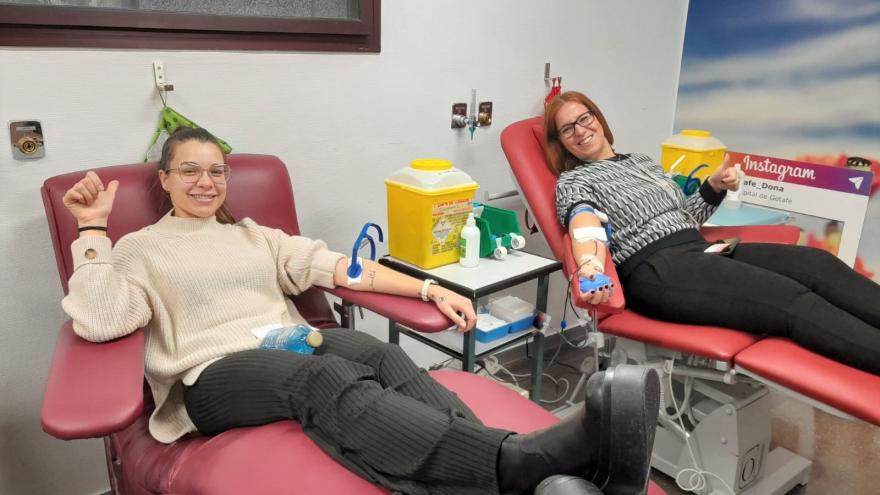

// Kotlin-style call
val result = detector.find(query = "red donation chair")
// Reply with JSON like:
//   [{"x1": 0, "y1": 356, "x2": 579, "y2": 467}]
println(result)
[{"x1": 501, "y1": 116, "x2": 880, "y2": 495}]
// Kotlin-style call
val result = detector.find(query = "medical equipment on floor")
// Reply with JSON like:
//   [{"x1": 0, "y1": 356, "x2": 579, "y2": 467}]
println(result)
[
  {"x1": 385, "y1": 159, "x2": 478, "y2": 269},
  {"x1": 473, "y1": 203, "x2": 527, "y2": 260},
  {"x1": 661, "y1": 130, "x2": 727, "y2": 185}
]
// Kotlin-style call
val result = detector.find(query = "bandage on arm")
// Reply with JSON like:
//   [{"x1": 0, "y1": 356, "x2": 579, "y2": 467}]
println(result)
[{"x1": 568, "y1": 207, "x2": 607, "y2": 275}]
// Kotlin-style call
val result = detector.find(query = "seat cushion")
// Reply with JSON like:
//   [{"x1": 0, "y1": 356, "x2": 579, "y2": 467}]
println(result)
[
  {"x1": 600, "y1": 310, "x2": 759, "y2": 363},
  {"x1": 734, "y1": 337, "x2": 880, "y2": 426},
  {"x1": 115, "y1": 370, "x2": 665, "y2": 494}
]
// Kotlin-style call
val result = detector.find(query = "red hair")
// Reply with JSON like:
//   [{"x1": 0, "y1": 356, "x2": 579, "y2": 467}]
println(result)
[{"x1": 543, "y1": 91, "x2": 614, "y2": 176}]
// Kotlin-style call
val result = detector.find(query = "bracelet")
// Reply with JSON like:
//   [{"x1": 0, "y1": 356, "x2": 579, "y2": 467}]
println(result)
[
  {"x1": 420, "y1": 279, "x2": 437, "y2": 302},
  {"x1": 78, "y1": 225, "x2": 108, "y2": 233}
]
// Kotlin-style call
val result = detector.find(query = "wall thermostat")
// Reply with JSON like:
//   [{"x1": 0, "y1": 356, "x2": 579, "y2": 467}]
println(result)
[{"x1": 10, "y1": 120, "x2": 45, "y2": 160}]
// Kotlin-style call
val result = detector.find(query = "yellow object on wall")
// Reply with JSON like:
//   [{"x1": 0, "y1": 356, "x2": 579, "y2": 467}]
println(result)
[
  {"x1": 386, "y1": 159, "x2": 479, "y2": 269},
  {"x1": 660, "y1": 130, "x2": 727, "y2": 183}
]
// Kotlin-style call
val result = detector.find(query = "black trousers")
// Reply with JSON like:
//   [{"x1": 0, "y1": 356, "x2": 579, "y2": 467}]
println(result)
[
  {"x1": 623, "y1": 240, "x2": 880, "y2": 375},
  {"x1": 184, "y1": 328, "x2": 509, "y2": 495}
]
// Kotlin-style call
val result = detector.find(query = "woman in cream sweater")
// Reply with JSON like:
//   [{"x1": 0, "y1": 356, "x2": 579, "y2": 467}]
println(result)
[{"x1": 61, "y1": 127, "x2": 659, "y2": 495}]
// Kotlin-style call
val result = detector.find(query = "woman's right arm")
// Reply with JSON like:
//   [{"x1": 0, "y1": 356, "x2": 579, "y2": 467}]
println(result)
[
  {"x1": 60, "y1": 172, "x2": 151, "y2": 342},
  {"x1": 556, "y1": 175, "x2": 611, "y2": 305}
]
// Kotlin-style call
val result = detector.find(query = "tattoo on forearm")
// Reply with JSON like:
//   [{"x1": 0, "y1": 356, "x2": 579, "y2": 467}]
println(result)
[{"x1": 368, "y1": 270, "x2": 376, "y2": 290}]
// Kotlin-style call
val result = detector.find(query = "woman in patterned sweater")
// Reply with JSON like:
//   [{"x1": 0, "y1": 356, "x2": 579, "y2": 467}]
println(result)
[{"x1": 548, "y1": 91, "x2": 879, "y2": 375}]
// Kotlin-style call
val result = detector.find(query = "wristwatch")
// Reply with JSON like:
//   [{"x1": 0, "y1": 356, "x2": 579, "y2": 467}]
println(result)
[{"x1": 420, "y1": 279, "x2": 438, "y2": 302}]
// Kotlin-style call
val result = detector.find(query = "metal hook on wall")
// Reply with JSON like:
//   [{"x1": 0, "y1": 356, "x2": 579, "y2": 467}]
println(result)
[{"x1": 153, "y1": 60, "x2": 175, "y2": 107}]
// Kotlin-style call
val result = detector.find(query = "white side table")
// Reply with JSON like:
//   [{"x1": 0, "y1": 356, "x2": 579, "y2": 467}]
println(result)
[{"x1": 380, "y1": 250, "x2": 562, "y2": 402}]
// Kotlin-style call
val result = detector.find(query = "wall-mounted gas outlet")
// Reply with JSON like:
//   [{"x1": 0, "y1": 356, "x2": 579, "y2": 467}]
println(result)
[
  {"x1": 10, "y1": 120, "x2": 45, "y2": 160},
  {"x1": 478, "y1": 101, "x2": 493, "y2": 126},
  {"x1": 451, "y1": 103, "x2": 468, "y2": 128}
]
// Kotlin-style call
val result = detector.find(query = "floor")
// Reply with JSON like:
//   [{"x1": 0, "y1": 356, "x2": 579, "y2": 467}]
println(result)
[{"x1": 490, "y1": 331, "x2": 810, "y2": 495}]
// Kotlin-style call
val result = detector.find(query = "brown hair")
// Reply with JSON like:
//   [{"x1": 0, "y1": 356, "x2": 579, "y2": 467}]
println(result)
[
  {"x1": 543, "y1": 91, "x2": 615, "y2": 176},
  {"x1": 158, "y1": 127, "x2": 236, "y2": 224}
]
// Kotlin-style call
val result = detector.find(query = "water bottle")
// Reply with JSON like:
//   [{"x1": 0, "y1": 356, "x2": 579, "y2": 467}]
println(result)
[
  {"x1": 459, "y1": 213, "x2": 481, "y2": 267},
  {"x1": 259, "y1": 324, "x2": 323, "y2": 354}
]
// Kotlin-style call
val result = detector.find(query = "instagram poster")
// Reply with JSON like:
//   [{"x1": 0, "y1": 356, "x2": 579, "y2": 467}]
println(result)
[{"x1": 674, "y1": 0, "x2": 879, "y2": 281}]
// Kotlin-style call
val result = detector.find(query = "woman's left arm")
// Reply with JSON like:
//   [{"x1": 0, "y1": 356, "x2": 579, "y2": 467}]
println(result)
[
  {"x1": 332, "y1": 258, "x2": 476, "y2": 332},
  {"x1": 684, "y1": 154, "x2": 738, "y2": 224}
]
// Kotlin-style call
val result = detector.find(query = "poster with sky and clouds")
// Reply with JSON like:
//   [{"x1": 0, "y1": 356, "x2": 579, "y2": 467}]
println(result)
[{"x1": 675, "y1": 0, "x2": 880, "y2": 281}]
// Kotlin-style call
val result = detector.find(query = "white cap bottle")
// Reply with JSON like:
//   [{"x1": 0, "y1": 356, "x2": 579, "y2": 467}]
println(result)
[
  {"x1": 723, "y1": 163, "x2": 745, "y2": 209},
  {"x1": 459, "y1": 213, "x2": 480, "y2": 268}
]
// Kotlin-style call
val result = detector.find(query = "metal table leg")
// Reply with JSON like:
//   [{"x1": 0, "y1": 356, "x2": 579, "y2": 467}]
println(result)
[
  {"x1": 461, "y1": 299, "x2": 478, "y2": 372},
  {"x1": 529, "y1": 274, "x2": 551, "y2": 402},
  {"x1": 388, "y1": 320, "x2": 400, "y2": 345}
]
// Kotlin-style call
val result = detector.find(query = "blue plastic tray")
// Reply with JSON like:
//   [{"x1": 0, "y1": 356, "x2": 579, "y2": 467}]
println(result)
[{"x1": 474, "y1": 314, "x2": 535, "y2": 343}]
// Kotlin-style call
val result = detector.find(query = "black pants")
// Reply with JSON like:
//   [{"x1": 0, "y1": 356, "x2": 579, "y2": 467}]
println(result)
[
  {"x1": 184, "y1": 328, "x2": 509, "y2": 495},
  {"x1": 623, "y1": 241, "x2": 880, "y2": 375}
]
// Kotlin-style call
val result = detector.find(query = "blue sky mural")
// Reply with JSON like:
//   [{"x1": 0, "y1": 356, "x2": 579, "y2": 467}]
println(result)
[
  {"x1": 676, "y1": 0, "x2": 880, "y2": 158},
  {"x1": 675, "y1": 0, "x2": 879, "y2": 280}
]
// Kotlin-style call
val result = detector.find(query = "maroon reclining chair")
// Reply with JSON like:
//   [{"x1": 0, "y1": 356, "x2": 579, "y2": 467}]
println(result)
[
  {"x1": 42, "y1": 154, "x2": 645, "y2": 495},
  {"x1": 501, "y1": 116, "x2": 880, "y2": 493}
]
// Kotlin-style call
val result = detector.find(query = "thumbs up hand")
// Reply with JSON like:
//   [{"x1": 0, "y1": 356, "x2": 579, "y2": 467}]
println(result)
[
  {"x1": 708, "y1": 154, "x2": 740, "y2": 193},
  {"x1": 62, "y1": 171, "x2": 120, "y2": 231}
]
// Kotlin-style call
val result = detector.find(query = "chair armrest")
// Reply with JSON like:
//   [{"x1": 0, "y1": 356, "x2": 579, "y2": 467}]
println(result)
[
  {"x1": 322, "y1": 287, "x2": 454, "y2": 333},
  {"x1": 701, "y1": 224, "x2": 800, "y2": 245},
  {"x1": 41, "y1": 321, "x2": 145, "y2": 440},
  {"x1": 563, "y1": 234, "x2": 626, "y2": 314}
]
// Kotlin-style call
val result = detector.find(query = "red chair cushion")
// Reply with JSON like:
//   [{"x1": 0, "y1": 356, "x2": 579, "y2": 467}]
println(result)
[
  {"x1": 113, "y1": 370, "x2": 665, "y2": 494},
  {"x1": 600, "y1": 310, "x2": 759, "y2": 363},
  {"x1": 735, "y1": 338, "x2": 880, "y2": 426}
]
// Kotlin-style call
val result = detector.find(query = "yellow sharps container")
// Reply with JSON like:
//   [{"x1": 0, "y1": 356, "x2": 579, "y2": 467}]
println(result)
[
  {"x1": 385, "y1": 159, "x2": 479, "y2": 269},
  {"x1": 660, "y1": 130, "x2": 727, "y2": 183}
]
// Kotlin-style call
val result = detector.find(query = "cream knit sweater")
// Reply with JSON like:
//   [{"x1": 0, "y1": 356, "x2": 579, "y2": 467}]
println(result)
[{"x1": 62, "y1": 212, "x2": 345, "y2": 443}]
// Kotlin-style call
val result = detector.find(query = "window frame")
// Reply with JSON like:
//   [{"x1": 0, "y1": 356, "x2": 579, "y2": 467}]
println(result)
[{"x1": 0, "y1": 0, "x2": 380, "y2": 52}]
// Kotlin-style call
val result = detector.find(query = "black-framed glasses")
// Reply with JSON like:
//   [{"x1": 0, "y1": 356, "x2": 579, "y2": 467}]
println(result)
[
  {"x1": 558, "y1": 111, "x2": 595, "y2": 139},
  {"x1": 167, "y1": 163, "x2": 231, "y2": 184}
]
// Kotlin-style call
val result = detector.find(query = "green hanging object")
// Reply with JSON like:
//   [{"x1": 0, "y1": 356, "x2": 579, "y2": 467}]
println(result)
[{"x1": 144, "y1": 106, "x2": 233, "y2": 162}]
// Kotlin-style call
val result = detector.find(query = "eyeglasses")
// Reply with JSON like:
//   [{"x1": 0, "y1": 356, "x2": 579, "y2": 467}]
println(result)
[
  {"x1": 558, "y1": 111, "x2": 595, "y2": 139},
  {"x1": 167, "y1": 163, "x2": 231, "y2": 184}
]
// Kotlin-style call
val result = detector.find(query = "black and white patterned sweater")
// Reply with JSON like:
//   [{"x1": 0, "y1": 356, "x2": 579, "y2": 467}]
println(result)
[{"x1": 555, "y1": 153, "x2": 725, "y2": 267}]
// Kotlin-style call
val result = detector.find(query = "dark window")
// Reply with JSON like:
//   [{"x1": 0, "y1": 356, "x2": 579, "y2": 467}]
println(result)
[{"x1": 0, "y1": 0, "x2": 380, "y2": 52}]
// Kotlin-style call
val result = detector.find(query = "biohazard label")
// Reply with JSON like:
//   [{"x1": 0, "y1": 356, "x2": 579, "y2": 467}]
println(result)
[{"x1": 431, "y1": 199, "x2": 472, "y2": 255}]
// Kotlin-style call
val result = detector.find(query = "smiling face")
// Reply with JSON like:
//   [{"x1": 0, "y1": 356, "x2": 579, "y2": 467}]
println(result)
[
  {"x1": 554, "y1": 101, "x2": 615, "y2": 162},
  {"x1": 159, "y1": 139, "x2": 227, "y2": 219}
]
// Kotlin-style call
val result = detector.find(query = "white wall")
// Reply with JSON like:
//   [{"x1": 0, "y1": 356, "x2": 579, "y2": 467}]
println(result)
[{"x1": 0, "y1": 1, "x2": 689, "y2": 493}]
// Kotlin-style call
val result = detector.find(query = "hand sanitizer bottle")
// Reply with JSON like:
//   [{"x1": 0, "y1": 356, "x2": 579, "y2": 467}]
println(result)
[{"x1": 459, "y1": 213, "x2": 481, "y2": 268}]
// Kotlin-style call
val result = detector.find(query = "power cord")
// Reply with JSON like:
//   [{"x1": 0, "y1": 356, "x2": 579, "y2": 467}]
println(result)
[{"x1": 666, "y1": 360, "x2": 735, "y2": 495}]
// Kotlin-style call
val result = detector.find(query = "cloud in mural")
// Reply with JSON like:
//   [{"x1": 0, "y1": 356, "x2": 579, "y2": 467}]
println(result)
[{"x1": 675, "y1": 3, "x2": 880, "y2": 158}]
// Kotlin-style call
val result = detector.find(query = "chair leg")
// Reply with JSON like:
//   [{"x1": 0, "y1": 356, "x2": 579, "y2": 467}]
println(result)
[
  {"x1": 103, "y1": 436, "x2": 121, "y2": 495},
  {"x1": 334, "y1": 300, "x2": 356, "y2": 329}
]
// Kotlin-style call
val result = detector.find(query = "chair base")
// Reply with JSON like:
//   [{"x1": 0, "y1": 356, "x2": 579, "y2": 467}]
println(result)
[{"x1": 613, "y1": 338, "x2": 812, "y2": 495}]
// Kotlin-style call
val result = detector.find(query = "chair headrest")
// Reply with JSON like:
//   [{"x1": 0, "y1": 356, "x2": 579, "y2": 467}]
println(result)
[
  {"x1": 500, "y1": 117, "x2": 568, "y2": 261},
  {"x1": 42, "y1": 154, "x2": 300, "y2": 292}
]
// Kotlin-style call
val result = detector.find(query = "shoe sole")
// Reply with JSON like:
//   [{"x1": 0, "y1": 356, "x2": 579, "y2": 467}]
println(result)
[
  {"x1": 600, "y1": 365, "x2": 661, "y2": 495},
  {"x1": 535, "y1": 474, "x2": 604, "y2": 495},
  {"x1": 587, "y1": 368, "x2": 614, "y2": 487}
]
